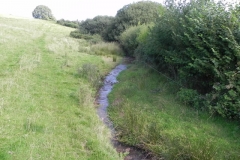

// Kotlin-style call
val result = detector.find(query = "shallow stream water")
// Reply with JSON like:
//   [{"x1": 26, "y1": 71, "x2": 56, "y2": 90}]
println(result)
[{"x1": 97, "y1": 64, "x2": 155, "y2": 160}]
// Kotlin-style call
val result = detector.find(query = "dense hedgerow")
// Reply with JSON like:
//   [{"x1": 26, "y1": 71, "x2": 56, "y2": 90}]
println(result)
[
  {"x1": 57, "y1": 19, "x2": 79, "y2": 28},
  {"x1": 137, "y1": 0, "x2": 240, "y2": 120}
]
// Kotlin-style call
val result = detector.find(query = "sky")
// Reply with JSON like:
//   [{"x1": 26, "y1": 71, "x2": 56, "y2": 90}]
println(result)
[
  {"x1": 0, "y1": 0, "x2": 238, "y2": 21},
  {"x1": 0, "y1": 0, "x2": 165, "y2": 21}
]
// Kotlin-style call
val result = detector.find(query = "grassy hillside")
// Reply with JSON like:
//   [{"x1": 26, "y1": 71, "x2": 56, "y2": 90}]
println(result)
[
  {"x1": 0, "y1": 16, "x2": 122, "y2": 160},
  {"x1": 108, "y1": 64, "x2": 240, "y2": 159}
]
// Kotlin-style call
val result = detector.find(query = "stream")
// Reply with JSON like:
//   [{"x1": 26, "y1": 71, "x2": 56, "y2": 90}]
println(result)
[{"x1": 97, "y1": 64, "x2": 154, "y2": 160}]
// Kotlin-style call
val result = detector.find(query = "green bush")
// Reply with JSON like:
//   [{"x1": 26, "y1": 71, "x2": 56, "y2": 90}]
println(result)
[
  {"x1": 177, "y1": 89, "x2": 199, "y2": 105},
  {"x1": 177, "y1": 88, "x2": 206, "y2": 110},
  {"x1": 119, "y1": 25, "x2": 150, "y2": 56},
  {"x1": 136, "y1": 24, "x2": 152, "y2": 44},
  {"x1": 119, "y1": 26, "x2": 140, "y2": 56}
]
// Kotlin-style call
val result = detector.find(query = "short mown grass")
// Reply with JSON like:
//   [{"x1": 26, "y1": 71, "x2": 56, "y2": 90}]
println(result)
[
  {"x1": 0, "y1": 15, "x2": 122, "y2": 160},
  {"x1": 108, "y1": 64, "x2": 240, "y2": 160}
]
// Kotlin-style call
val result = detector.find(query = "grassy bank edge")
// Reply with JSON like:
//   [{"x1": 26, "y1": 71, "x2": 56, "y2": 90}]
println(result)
[{"x1": 108, "y1": 63, "x2": 240, "y2": 159}]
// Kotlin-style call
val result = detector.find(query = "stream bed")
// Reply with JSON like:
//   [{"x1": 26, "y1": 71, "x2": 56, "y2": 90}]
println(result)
[{"x1": 97, "y1": 64, "x2": 154, "y2": 160}]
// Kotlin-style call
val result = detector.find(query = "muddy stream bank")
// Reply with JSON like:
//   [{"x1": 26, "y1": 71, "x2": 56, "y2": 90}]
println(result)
[{"x1": 97, "y1": 64, "x2": 155, "y2": 160}]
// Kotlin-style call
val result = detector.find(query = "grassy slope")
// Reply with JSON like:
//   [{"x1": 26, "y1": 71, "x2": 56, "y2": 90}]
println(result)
[
  {"x1": 108, "y1": 64, "x2": 240, "y2": 160},
  {"x1": 0, "y1": 16, "x2": 121, "y2": 160}
]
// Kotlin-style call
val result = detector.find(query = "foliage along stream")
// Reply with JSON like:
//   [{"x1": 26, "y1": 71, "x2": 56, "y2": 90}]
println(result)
[{"x1": 97, "y1": 64, "x2": 155, "y2": 160}]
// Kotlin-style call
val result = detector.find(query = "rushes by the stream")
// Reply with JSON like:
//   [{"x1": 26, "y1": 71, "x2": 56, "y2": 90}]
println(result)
[{"x1": 108, "y1": 64, "x2": 240, "y2": 160}]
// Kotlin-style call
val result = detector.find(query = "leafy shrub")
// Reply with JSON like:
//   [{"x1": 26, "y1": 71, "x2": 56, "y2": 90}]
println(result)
[
  {"x1": 119, "y1": 26, "x2": 140, "y2": 56},
  {"x1": 177, "y1": 89, "x2": 199, "y2": 105},
  {"x1": 32, "y1": 5, "x2": 55, "y2": 20},
  {"x1": 208, "y1": 75, "x2": 240, "y2": 119},
  {"x1": 119, "y1": 25, "x2": 151, "y2": 56},
  {"x1": 136, "y1": 24, "x2": 152, "y2": 44},
  {"x1": 177, "y1": 88, "x2": 206, "y2": 110}
]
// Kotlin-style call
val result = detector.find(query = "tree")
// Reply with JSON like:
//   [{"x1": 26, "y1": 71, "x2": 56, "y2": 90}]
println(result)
[
  {"x1": 79, "y1": 16, "x2": 114, "y2": 36},
  {"x1": 32, "y1": 5, "x2": 55, "y2": 20},
  {"x1": 103, "y1": 1, "x2": 165, "y2": 41}
]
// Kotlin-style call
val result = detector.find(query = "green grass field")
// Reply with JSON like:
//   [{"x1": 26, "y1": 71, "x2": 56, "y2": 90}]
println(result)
[
  {"x1": 0, "y1": 15, "x2": 122, "y2": 160},
  {"x1": 2, "y1": 14, "x2": 240, "y2": 160},
  {"x1": 108, "y1": 64, "x2": 240, "y2": 160}
]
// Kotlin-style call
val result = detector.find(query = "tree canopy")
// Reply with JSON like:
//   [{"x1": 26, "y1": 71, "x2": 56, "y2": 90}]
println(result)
[
  {"x1": 103, "y1": 1, "x2": 164, "y2": 41},
  {"x1": 79, "y1": 16, "x2": 114, "y2": 36},
  {"x1": 32, "y1": 5, "x2": 55, "y2": 20}
]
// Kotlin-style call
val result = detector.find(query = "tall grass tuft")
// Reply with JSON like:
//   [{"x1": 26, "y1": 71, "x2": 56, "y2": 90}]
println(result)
[
  {"x1": 90, "y1": 42, "x2": 124, "y2": 56},
  {"x1": 78, "y1": 63, "x2": 102, "y2": 89},
  {"x1": 78, "y1": 81, "x2": 94, "y2": 106},
  {"x1": 113, "y1": 56, "x2": 117, "y2": 62}
]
